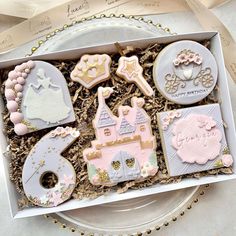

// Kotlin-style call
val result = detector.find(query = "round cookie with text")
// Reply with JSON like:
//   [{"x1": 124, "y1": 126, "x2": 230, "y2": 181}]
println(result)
[{"x1": 153, "y1": 40, "x2": 218, "y2": 105}]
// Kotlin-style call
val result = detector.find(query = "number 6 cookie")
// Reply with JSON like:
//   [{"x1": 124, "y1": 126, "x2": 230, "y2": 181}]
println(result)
[{"x1": 22, "y1": 127, "x2": 80, "y2": 207}]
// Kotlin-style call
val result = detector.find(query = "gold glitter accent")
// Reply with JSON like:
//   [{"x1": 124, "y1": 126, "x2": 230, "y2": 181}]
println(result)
[
  {"x1": 97, "y1": 170, "x2": 110, "y2": 183},
  {"x1": 112, "y1": 161, "x2": 121, "y2": 170},
  {"x1": 125, "y1": 158, "x2": 135, "y2": 168}
]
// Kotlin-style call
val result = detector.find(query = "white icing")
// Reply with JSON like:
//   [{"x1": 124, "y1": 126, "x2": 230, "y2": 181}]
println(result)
[{"x1": 23, "y1": 68, "x2": 71, "y2": 124}]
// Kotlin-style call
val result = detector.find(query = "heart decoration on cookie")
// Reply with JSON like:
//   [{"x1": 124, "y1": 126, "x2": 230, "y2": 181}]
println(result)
[
  {"x1": 5, "y1": 61, "x2": 75, "y2": 135},
  {"x1": 70, "y1": 54, "x2": 111, "y2": 88},
  {"x1": 83, "y1": 87, "x2": 158, "y2": 186},
  {"x1": 153, "y1": 40, "x2": 218, "y2": 104}
]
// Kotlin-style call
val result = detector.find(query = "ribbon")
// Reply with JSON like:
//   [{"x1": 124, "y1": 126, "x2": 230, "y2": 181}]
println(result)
[{"x1": 186, "y1": 0, "x2": 236, "y2": 83}]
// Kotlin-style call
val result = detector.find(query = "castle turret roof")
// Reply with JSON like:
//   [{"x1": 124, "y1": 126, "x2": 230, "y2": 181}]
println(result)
[
  {"x1": 135, "y1": 108, "x2": 148, "y2": 124},
  {"x1": 97, "y1": 105, "x2": 116, "y2": 128},
  {"x1": 119, "y1": 117, "x2": 135, "y2": 135}
]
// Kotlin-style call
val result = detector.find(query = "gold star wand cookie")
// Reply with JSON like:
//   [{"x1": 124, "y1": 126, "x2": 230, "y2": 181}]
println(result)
[{"x1": 116, "y1": 55, "x2": 154, "y2": 96}]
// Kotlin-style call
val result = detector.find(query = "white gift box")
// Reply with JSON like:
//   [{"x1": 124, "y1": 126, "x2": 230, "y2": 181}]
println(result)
[{"x1": 1, "y1": 31, "x2": 236, "y2": 219}]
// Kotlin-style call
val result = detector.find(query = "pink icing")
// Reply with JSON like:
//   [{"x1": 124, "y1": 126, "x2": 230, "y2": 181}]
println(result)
[
  {"x1": 221, "y1": 154, "x2": 233, "y2": 167},
  {"x1": 5, "y1": 60, "x2": 36, "y2": 135},
  {"x1": 25, "y1": 68, "x2": 30, "y2": 73},
  {"x1": 5, "y1": 89, "x2": 16, "y2": 100},
  {"x1": 5, "y1": 79, "x2": 14, "y2": 88},
  {"x1": 15, "y1": 65, "x2": 21, "y2": 72},
  {"x1": 27, "y1": 60, "x2": 35, "y2": 69},
  {"x1": 8, "y1": 70, "x2": 17, "y2": 80},
  {"x1": 17, "y1": 77, "x2": 25, "y2": 85},
  {"x1": 7, "y1": 101, "x2": 18, "y2": 112},
  {"x1": 14, "y1": 84, "x2": 23, "y2": 92},
  {"x1": 17, "y1": 92, "x2": 23, "y2": 98},
  {"x1": 21, "y1": 72, "x2": 28, "y2": 78},
  {"x1": 171, "y1": 114, "x2": 222, "y2": 164},
  {"x1": 10, "y1": 112, "x2": 24, "y2": 124},
  {"x1": 83, "y1": 87, "x2": 157, "y2": 185},
  {"x1": 14, "y1": 123, "x2": 28, "y2": 135}
]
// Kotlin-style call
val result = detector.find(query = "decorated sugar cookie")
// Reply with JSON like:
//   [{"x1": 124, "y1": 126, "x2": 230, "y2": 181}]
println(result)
[
  {"x1": 157, "y1": 104, "x2": 233, "y2": 176},
  {"x1": 70, "y1": 54, "x2": 111, "y2": 88},
  {"x1": 22, "y1": 126, "x2": 80, "y2": 207},
  {"x1": 5, "y1": 61, "x2": 75, "y2": 135},
  {"x1": 83, "y1": 87, "x2": 158, "y2": 186},
  {"x1": 116, "y1": 56, "x2": 154, "y2": 96},
  {"x1": 153, "y1": 40, "x2": 218, "y2": 104}
]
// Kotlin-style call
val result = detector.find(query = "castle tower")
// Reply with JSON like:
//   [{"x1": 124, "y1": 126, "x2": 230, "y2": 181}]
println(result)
[
  {"x1": 132, "y1": 97, "x2": 152, "y2": 141},
  {"x1": 117, "y1": 106, "x2": 136, "y2": 138},
  {"x1": 93, "y1": 87, "x2": 117, "y2": 143}
]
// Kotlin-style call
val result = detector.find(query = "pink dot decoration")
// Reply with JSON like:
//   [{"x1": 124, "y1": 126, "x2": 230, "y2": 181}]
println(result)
[
  {"x1": 27, "y1": 60, "x2": 35, "y2": 69},
  {"x1": 10, "y1": 112, "x2": 23, "y2": 124},
  {"x1": 17, "y1": 77, "x2": 25, "y2": 85},
  {"x1": 6, "y1": 101, "x2": 18, "y2": 112},
  {"x1": 5, "y1": 80, "x2": 14, "y2": 89},
  {"x1": 22, "y1": 72, "x2": 28, "y2": 78},
  {"x1": 5, "y1": 60, "x2": 35, "y2": 136},
  {"x1": 5, "y1": 89, "x2": 16, "y2": 100},
  {"x1": 25, "y1": 68, "x2": 30, "y2": 74},
  {"x1": 14, "y1": 123, "x2": 28, "y2": 136},
  {"x1": 17, "y1": 92, "x2": 23, "y2": 98},
  {"x1": 21, "y1": 63, "x2": 27, "y2": 69},
  {"x1": 15, "y1": 65, "x2": 21, "y2": 72},
  {"x1": 8, "y1": 71, "x2": 17, "y2": 80},
  {"x1": 16, "y1": 71, "x2": 22, "y2": 77},
  {"x1": 15, "y1": 84, "x2": 23, "y2": 92}
]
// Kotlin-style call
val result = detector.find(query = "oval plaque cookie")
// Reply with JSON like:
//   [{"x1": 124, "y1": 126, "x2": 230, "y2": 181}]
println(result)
[
  {"x1": 153, "y1": 40, "x2": 218, "y2": 105},
  {"x1": 5, "y1": 61, "x2": 75, "y2": 135}
]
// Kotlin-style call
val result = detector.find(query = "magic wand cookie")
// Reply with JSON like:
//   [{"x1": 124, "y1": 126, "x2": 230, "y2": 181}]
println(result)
[{"x1": 116, "y1": 55, "x2": 154, "y2": 96}]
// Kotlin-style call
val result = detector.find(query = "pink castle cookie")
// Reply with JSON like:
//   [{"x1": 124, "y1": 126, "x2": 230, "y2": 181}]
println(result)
[{"x1": 83, "y1": 87, "x2": 158, "y2": 185}]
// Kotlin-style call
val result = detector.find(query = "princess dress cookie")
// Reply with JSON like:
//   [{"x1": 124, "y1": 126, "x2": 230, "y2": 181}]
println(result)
[
  {"x1": 116, "y1": 56, "x2": 154, "y2": 96},
  {"x1": 5, "y1": 61, "x2": 75, "y2": 135},
  {"x1": 157, "y1": 104, "x2": 233, "y2": 177},
  {"x1": 22, "y1": 127, "x2": 80, "y2": 207},
  {"x1": 70, "y1": 54, "x2": 111, "y2": 88},
  {"x1": 153, "y1": 40, "x2": 218, "y2": 104},
  {"x1": 83, "y1": 87, "x2": 158, "y2": 186}
]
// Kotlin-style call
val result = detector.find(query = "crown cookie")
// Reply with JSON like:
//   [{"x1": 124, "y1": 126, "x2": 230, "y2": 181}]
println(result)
[{"x1": 70, "y1": 54, "x2": 111, "y2": 88}]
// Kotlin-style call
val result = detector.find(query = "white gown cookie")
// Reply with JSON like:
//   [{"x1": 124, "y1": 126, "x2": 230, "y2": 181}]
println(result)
[
  {"x1": 153, "y1": 40, "x2": 218, "y2": 105},
  {"x1": 5, "y1": 61, "x2": 75, "y2": 135}
]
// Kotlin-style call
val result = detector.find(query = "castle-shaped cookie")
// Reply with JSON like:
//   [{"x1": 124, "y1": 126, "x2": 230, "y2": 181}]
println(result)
[{"x1": 83, "y1": 87, "x2": 158, "y2": 186}]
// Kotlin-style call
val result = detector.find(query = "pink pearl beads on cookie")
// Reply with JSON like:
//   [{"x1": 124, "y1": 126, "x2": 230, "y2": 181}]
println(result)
[{"x1": 5, "y1": 60, "x2": 35, "y2": 135}]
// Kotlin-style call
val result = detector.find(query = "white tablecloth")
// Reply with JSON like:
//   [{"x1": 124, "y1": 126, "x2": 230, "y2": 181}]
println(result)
[{"x1": 1, "y1": 1, "x2": 236, "y2": 235}]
